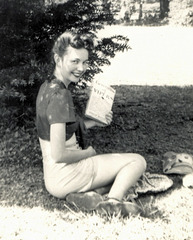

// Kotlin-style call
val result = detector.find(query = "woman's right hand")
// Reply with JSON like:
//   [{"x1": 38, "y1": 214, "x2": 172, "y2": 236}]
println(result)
[{"x1": 86, "y1": 146, "x2": 96, "y2": 157}]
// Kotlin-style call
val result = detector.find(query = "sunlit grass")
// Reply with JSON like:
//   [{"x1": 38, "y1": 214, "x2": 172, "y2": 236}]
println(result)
[{"x1": 1, "y1": 186, "x2": 192, "y2": 240}]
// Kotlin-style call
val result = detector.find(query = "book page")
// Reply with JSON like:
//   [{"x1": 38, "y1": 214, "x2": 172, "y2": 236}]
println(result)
[{"x1": 85, "y1": 81, "x2": 116, "y2": 124}]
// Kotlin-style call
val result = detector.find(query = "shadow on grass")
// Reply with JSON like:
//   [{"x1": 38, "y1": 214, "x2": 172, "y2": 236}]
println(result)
[{"x1": 0, "y1": 85, "x2": 193, "y2": 216}]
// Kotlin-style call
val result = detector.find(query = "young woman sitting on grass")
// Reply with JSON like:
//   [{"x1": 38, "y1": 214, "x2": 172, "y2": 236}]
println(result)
[{"x1": 36, "y1": 31, "x2": 146, "y2": 216}]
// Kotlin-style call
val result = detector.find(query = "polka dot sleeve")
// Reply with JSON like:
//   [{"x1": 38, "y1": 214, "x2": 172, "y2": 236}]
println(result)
[{"x1": 46, "y1": 89, "x2": 76, "y2": 124}]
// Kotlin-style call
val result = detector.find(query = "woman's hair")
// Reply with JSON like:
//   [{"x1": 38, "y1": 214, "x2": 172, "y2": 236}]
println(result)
[{"x1": 52, "y1": 31, "x2": 94, "y2": 58}]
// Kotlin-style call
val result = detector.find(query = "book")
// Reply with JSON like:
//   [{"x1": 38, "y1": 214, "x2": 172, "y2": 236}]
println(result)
[{"x1": 85, "y1": 80, "x2": 116, "y2": 124}]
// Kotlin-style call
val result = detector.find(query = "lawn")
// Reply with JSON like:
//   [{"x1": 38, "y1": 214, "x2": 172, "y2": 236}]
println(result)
[{"x1": 0, "y1": 85, "x2": 193, "y2": 240}]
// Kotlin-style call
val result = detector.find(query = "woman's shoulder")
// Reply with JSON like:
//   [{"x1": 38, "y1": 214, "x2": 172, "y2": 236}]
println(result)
[
  {"x1": 45, "y1": 79, "x2": 68, "y2": 95},
  {"x1": 38, "y1": 79, "x2": 71, "y2": 105},
  {"x1": 47, "y1": 80, "x2": 73, "y2": 102}
]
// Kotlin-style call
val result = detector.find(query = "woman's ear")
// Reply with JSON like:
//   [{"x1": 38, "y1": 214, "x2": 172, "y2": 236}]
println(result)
[{"x1": 54, "y1": 54, "x2": 62, "y2": 67}]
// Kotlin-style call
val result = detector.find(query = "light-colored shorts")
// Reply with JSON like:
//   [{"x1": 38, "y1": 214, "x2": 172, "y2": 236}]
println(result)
[
  {"x1": 39, "y1": 134, "x2": 98, "y2": 199},
  {"x1": 43, "y1": 156, "x2": 98, "y2": 199}
]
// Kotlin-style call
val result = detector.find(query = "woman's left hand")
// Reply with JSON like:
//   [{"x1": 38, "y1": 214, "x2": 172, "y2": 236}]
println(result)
[
  {"x1": 105, "y1": 111, "x2": 113, "y2": 125},
  {"x1": 95, "y1": 111, "x2": 113, "y2": 127}
]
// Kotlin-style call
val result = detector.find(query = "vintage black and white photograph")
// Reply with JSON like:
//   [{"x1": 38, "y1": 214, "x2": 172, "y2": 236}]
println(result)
[{"x1": 0, "y1": 0, "x2": 193, "y2": 239}]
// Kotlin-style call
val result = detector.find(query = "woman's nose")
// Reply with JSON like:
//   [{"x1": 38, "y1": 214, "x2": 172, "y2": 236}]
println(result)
[{"x1": 77, "y1": 62, "x2": 85, "y2": 72}]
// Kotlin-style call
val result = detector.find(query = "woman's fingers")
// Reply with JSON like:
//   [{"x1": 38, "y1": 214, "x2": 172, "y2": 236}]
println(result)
[{"x1": 105, "y1": 111, "x2": 113, "y2": 125}]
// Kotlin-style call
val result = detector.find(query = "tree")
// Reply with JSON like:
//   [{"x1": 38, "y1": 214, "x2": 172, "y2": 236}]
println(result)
[
  {"x1": 0, "y1": 0, "x2": 44, "y2": 69},
  {"x1": 169, "y1": 0, "x2": 193, "y2": 26},
  {"x1": 0, "y1": 0, "x2": 130, "y2": 128},
  {"x1": 160, "y1": 0, "x2": 169, "y2": 19}
]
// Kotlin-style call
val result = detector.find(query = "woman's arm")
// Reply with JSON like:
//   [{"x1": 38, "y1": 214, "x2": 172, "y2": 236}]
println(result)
[
  {"x1": 84, "y1": 111, "x2": 113, "y2": 129},
  {"x1": 84, "y1": 119, "x2": 99, "y2": 129},
  {"x1": 50, "y1": 123, "x2": 96, "y2": 164}
]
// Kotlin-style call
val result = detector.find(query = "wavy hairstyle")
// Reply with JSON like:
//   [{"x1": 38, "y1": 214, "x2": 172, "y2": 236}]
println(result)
[{"x1": 52, "y1": 31, "x2": 94, "y2": 59}]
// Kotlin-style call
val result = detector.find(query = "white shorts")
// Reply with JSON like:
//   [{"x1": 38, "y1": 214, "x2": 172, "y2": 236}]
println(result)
[
  {"x1": 43, "y1": 156, "x2": 98, "y2": 199},
  {"x1": 39, "y1": 135, "x2": 98, "y2": 199}
]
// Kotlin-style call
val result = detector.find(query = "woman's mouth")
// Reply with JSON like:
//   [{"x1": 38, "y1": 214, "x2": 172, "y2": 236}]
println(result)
[{"x1": 72, "y1": 72, "x2": 82, "y2": 78}]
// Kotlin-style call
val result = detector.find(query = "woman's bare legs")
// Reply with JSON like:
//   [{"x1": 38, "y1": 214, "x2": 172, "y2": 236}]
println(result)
[
  {"x1": 66, "y1": 153, "x2": 146, "y2": 215},
  {"x1": 90, "y1": 153, "x2": 146, "y2": 201}
]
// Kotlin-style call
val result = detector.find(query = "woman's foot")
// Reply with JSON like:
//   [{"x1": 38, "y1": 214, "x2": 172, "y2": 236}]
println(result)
[
  {"x1": 66, "y1": 191, "x2": 103, "y2": 211},
  {"x1": 94, "y1": 185, "x2": 112, "y2": 195},
  {"x1": 95, "y1": 198, "x2": 143, "y2": 217}
]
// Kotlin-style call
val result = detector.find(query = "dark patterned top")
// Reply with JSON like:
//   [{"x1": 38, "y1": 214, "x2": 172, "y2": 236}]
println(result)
[{"x1": 36, "y1": 79, "x2": 82, "y2": 142}]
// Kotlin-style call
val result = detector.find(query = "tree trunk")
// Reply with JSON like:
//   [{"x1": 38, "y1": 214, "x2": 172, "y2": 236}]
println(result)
[
  {"x1": 139, "y1": 1, "x2": 143, "y2": 20},
  {"x1": 160, "y1": 0, "x2": 169, "y2": 19}
]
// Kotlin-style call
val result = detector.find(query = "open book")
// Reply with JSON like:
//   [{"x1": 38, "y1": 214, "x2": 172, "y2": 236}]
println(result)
[{"x1": 85, "y1": 80, "x2": 116, "y2": 124}]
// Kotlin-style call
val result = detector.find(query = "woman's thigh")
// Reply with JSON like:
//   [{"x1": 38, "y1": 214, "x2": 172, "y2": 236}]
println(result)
[{"x1": 90, "y1": 153, "x2": 146, "y2": 190}]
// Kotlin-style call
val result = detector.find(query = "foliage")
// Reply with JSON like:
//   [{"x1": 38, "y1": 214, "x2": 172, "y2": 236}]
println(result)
[
  {"x1": 0, "y1": 0, "x2": 130, "y2": 128},
  {"x1": 0, "y1": 0, "x2": 44, "y2": 69},
  {"x1": 110, "y1": 0, "x2": 167, "y2": 25},
  {"x1": 0, "y1": 63, "x2": 52, "y2": 128},
  {"x1": 169, "y1": 0, "x2": 193, "y2": 26},
  {"x1": 111, "y1": 0, "x2": 193, "y2": 26},
  {"x1": 29, "y1": 0, "x2": 115, "y2": 62}
]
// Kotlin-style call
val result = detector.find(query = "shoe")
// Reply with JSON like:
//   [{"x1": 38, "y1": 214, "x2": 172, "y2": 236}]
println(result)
[
  {"x1": 95, "y1": 198, "x2": 143, "y2": 217},
  {"x1": 66, "y1": 191, "x2": 103, "y2": 211},
  {"x1": 94, "y1": 184, "x2": 112, "y2": 195},
  {"x1": 122, "y1": 201, "x2": 143, "y2": 216}
]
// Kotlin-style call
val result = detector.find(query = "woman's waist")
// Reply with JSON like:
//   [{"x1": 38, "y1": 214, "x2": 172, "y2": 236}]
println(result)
[{"x1": 39, "y1": 133, "x2": 81, "y2": 162}]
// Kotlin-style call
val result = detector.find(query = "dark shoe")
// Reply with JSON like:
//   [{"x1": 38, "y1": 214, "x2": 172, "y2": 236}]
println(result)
[
  {"x1": 95, "y1": 199, "x2": 143, "y2": 217},
  {"x1": 66, "y1": 191, "x2": 103, "y2": 211},
  {"x1": 94, "y1": 184, "x2": 112, "y2": 195},
  {"x1": 121, "y1": 201, "x2": 143, "y2": 216}
]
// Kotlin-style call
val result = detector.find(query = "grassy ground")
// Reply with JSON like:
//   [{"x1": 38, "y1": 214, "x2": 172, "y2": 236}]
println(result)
[{"x1": 0, "y1": 85, "x2": 193, "y2": 239}]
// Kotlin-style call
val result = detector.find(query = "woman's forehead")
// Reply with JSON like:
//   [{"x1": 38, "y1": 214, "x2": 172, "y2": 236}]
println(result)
[{"x1": 66, "y1": 46, "x2": 89, "y2": 60}]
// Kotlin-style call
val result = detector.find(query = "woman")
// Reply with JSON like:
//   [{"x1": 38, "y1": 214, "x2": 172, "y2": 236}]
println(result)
[{"x1": 36, "y1": 31, "x2": 146, "y2": 216}]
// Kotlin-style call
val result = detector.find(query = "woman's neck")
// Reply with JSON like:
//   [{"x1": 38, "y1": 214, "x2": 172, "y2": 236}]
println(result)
[{"x1": 53, "y1": 70, "x2": 70, "y2": 88}]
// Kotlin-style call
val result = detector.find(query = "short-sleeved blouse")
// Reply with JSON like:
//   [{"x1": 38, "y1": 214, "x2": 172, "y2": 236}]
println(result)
[{"x1": 36, "y1": 79, "x2": 80, "y2": 142}]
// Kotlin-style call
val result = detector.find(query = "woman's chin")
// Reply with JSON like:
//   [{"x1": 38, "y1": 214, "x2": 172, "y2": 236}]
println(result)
[{"x1": 71, "y1": 76, "x2": 80, "y2": 83}]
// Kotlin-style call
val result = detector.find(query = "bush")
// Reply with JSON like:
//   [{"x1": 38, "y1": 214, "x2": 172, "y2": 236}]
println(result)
[
  {"x1": 0, "y1": 0, "x2": 44, "y2": 69},
  {"x1": 0, "y1": 63, "x2": 52, "y2": 128},
  {"x1": 0, "y1": 0, "x2": 130, "y2": 128}
]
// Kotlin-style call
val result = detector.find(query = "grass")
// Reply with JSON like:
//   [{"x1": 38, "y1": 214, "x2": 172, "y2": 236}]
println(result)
[{"x1": 0, "y1": 85, "x2": 193, "y2": 239}]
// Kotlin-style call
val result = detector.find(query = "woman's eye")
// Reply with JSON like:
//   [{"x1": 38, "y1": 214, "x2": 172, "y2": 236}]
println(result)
[
  {"x1": 72, "y1": 60, "x2": 79, "y2": 64},
  {"x1": 84, "y1": 61, "x2": 89, "y2": 65}
]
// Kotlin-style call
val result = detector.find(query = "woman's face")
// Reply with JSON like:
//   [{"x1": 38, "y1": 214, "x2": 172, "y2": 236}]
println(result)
[{"x1": 57, "y1": 46, "x2": 89, "y2": 85}]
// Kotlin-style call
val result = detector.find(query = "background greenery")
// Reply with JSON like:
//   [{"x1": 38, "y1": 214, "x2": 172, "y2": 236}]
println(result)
[
  {"x1": 0, "y1": 1, "x2": 193, "y2": 238},
  {"x1": 0, "y1": 0, "x2": 193, "y2": 129},
  {"x1": 0, "y1": 0, "x2": 130, "y2": 128}
]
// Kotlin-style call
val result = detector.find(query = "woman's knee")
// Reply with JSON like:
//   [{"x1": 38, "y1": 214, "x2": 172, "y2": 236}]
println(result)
[{"x1": 133, "y1": 154, "x2": 147, "y2": 172}]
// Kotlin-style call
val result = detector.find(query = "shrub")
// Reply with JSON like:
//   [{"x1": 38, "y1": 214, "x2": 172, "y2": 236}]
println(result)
[
  {"x1": 0, "y1": 63, "x2": 52, "y2": 129},
  {"x1": 0, "y1": 0, "x2": 130, "y2": 128}
]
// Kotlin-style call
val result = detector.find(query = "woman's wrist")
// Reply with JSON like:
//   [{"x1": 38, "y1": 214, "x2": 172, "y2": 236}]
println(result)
[{"x1": 84, "y1": 119, "x2": 97, "y2": 129}]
